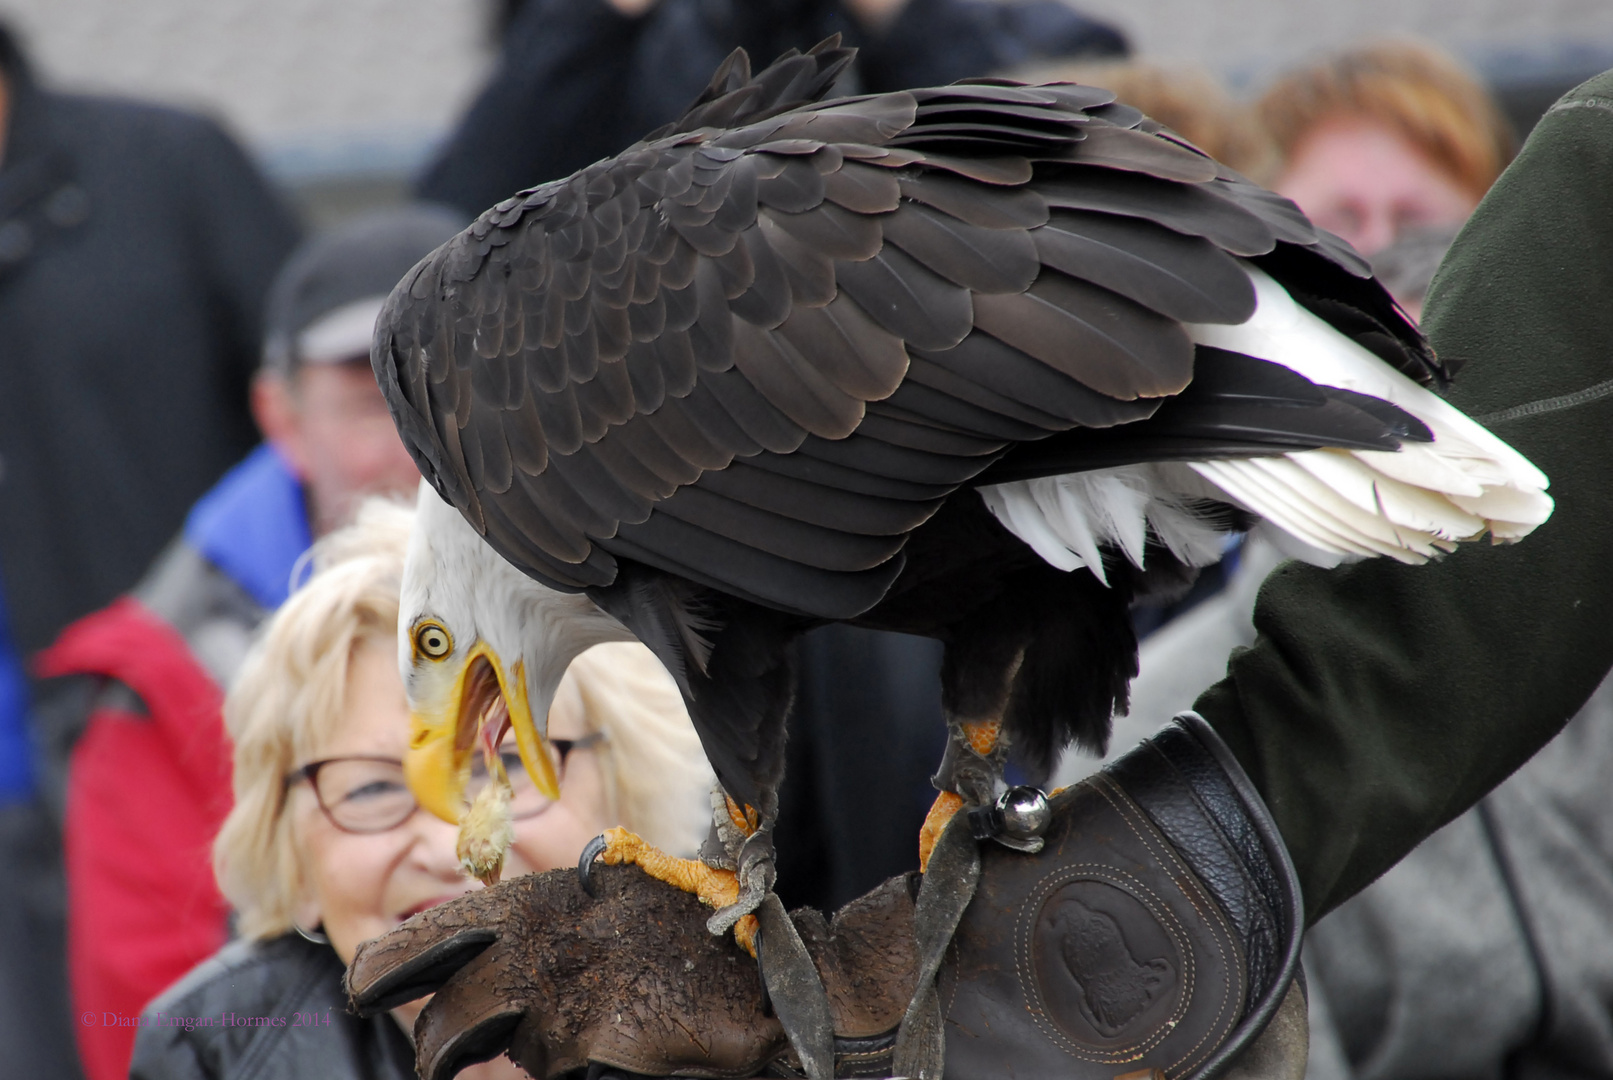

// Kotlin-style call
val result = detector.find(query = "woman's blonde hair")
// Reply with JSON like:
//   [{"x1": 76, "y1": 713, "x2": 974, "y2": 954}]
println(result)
[
  {"x1": 556, "y1": 643, "x2": 714, "y2": 857},
  {"x1": 1257, "y1": 41, "x2": 1515, "y2": 201},
  {"x1": 214, "y1": 499, "x2": 714, "y2": 940}
]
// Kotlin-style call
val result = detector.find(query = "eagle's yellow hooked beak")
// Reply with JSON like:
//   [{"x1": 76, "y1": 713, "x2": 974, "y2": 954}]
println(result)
[{"x1": 404, "y1": 641, "x2": 561, "y2": 825}]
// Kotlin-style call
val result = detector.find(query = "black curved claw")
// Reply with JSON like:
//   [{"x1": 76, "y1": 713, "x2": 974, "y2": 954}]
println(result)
[{"x1": 577, "y1": 833, "x2": 609, "y2": 898}]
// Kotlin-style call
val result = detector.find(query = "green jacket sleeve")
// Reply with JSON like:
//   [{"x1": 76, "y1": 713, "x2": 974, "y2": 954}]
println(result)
[{"x1": 1194, "y1": 70, "x2": 1613, "y2": 924}]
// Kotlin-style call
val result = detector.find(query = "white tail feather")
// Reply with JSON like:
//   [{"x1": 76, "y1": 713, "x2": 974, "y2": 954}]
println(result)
[
  {"x1": 977, "y1": 485, "x2": 1089, "y2": 574},
  {"x1": 980, "y1": 465, "x2": 1233, "y2": 583},
  {"x1": 980, "y1": 263, "x2": 1552, "y2": 580}
]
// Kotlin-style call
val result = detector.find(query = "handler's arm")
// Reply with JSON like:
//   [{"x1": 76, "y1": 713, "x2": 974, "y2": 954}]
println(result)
[{"x1": 1195, "y1": 71, "x2": 1613, "y2": 924}]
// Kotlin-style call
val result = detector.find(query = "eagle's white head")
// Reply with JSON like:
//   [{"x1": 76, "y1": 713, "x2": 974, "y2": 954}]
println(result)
[{"x1": 399, "y1": 481, "x2": 633, "y2": 827}]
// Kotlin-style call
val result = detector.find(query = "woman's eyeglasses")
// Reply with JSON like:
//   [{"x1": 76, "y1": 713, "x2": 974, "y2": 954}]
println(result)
[{"x1": 286, "y1": 733, "x2": 604, "y2": 835}]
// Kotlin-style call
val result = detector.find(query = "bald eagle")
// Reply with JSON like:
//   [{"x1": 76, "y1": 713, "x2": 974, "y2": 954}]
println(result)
[{"x1": 374, "y1": 38, "x2": 1548, "y2": 951}]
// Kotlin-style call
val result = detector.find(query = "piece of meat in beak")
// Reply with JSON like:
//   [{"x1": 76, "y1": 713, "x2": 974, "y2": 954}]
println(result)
[{"x1": 405, "y1": 649, "x2": 560, "y2": 888}]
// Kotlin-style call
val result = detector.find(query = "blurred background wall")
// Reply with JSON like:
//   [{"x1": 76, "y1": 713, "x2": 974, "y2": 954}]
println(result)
[
  {"x1": 0, "y1": 0, "x2": 497, "y2": 226},
  {"x1": 1, "y1": 0, "x2": 1609, "y2": 223},
  {"x1": 1079, "y1": 0, "x2": 1613, "y2": 136},
  {"x1": 1082, "y1": 0, "x2": 1613, "y2": 87}
]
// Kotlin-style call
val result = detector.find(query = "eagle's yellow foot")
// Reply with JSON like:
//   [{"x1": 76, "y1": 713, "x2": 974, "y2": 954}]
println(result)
[
  {"x1": 724, "y1": 795, "x2": 760, "y2": 835},
  {"x1": 580, "y1": 827, "x2": 759, "y2": 956},
  {"x1": 595, "y1": 827, "x2": 739, "y2": 904},
  {"x1": 918, "y1": 791, "x2": 964, "y2": 872},
  {"x1": 918, "y1": 718, "x2": 1003, "y2": 872}
]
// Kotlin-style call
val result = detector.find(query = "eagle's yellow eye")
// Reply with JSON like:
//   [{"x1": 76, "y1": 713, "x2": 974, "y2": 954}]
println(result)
[{"x1": 414, "y1": 621, "x2": 452, "y2": 660}]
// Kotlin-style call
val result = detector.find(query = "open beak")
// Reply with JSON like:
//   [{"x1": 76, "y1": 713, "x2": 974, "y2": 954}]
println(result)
[{"x1": 405, "y1": 643, "x2": 561, "y2": 824}]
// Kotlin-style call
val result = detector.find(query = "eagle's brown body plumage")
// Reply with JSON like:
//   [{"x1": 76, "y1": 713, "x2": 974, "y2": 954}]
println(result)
[{"x1": 375, "y1": 38, "x2": 1437, "y2": 815}]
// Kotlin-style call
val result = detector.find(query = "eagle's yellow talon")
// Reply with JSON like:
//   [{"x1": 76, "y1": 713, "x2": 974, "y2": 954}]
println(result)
[
  {"x1": 918, "y1": 791, "x2": 964, "y2": 872},
  {"x1": 961, "y1": 718, "x2": 1001, "y2": 756},
  {"x1": 595, "y1": 827, "x2": 756, "y2": 953},
  {"x1": 724, "y1": 796, "x2": 761, "y2": 835},
  {"x1": 733, "y1": 914, "x2": 759, "y2": 957},
  {"x1": 917, "y1": 719, "x2": 1003, "y2": 872}
]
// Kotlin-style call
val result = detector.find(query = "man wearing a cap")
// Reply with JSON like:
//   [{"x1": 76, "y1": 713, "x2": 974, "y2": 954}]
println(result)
[{"x1": 36, "y1": 205, "x2": 463, "y2": 1080}]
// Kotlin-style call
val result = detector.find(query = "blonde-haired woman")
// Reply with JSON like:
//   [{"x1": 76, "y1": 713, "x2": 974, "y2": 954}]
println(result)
[{"x1": 130, "y1": 501, "x2": 714, "y2": 1080}]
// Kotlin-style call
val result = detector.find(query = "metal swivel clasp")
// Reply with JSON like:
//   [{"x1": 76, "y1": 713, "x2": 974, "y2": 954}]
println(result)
[{"x1": 967, "y1": 785, "x2": 1051, "y2": 853}]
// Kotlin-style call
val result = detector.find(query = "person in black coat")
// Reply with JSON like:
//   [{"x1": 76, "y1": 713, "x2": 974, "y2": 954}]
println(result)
[
  {"x1": 0, "y1": 22, "x2": 298, "y2": 1080},
  {"x1": 417, "y1": 0, "x2": 1127, "y2": 220},
  {"x1": 0, "y1": 25, "x2": 299, "y2": 667}
]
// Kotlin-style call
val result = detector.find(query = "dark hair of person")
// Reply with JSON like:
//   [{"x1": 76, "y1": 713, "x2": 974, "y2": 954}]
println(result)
[
  {"x1": 489, "y1": 0, "x2": 531, "y2": 44},
  {"x1": 0, "y1": 19, "x2": 29, "y2": 81}
]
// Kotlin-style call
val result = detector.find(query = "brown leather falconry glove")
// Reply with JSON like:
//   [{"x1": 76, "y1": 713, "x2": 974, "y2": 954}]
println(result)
[
  {"x1": 929, "y1": 712, "x2": 1307, "y2": 1080},
  {"x1": 347, "y1": 714, "x2": 1304, "y2": 1080},
  {"x1": 345, "y1": 863, "x2": 921, "y2": 1080}
]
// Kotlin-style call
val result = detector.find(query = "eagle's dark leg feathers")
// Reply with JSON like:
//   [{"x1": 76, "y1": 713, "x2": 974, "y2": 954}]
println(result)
[
  {"x1": 588, "y1": 567, "x2": 813, "y2": 933},
  {"x1": 900, "y1": 560, "x2": 1144, "y2": 1073},
  {"x1": 919, "y1": 561, "x2": 1139, "y2": 861}
]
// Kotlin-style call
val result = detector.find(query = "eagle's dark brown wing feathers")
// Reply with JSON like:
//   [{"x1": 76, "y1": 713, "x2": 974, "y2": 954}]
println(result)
[
  {"x1": 604, "y1": 513, "x2": 906, "y2": 620},
  {"x1": 1037, "y1": 171, "x2": 1280, "y2": 256},
  {"x1": 375, "y1": 57, "x2": 1435, "y2": 623},
  {"x1": 880, "y1": 203, "x2": 1040, "y2": 293},
  {"x1": 658, "y1": 486, "x2": 907, "y2": 572},
  {"x1": 1054, "y1": 126, "x2": 1221, "y2": 183},
  {"x1": 854, "y1": 409, "x2": 1004, "y2": 457},
  {"x1": 832, "y1": 243, "x2": 973, "y2": 350},
  {"x1": 983, "y1": 347, "x2": 1427, "y2": 482},
  {"x1": 897, "y1": 173, "x2": 1050, "y2": 229},
  {"x1": 696, "y1": 457, "x2": 940, "y2": 535},
  {"x1": 882, "y1": 374, "x2": 1064, "y2": 442},
  {"x1": 659, "y1": 38, "x2": 858, "y2": 145},
  {"x1": 909, "y1": 336, "x2": 1161, "y2": 431},
  {"x1": 971, "y1": 278, "x2": 1194, "y2": 400},
  {"x1": 1032, "y1": 211, "x2": 1255, "y2": 324},
  {"x1": 739, "y1": 443, "x2": 953, "y2": 502}
]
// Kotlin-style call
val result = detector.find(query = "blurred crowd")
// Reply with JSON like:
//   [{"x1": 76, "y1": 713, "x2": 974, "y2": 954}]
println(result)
[{"x1": 0, "y1": 1, "x2": 1605, "y2": 1078}]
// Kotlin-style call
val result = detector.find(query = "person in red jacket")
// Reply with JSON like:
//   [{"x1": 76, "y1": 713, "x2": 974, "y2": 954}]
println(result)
[{"x1": 36, "y1": 204, "x2": 462, "y2": 1080}]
